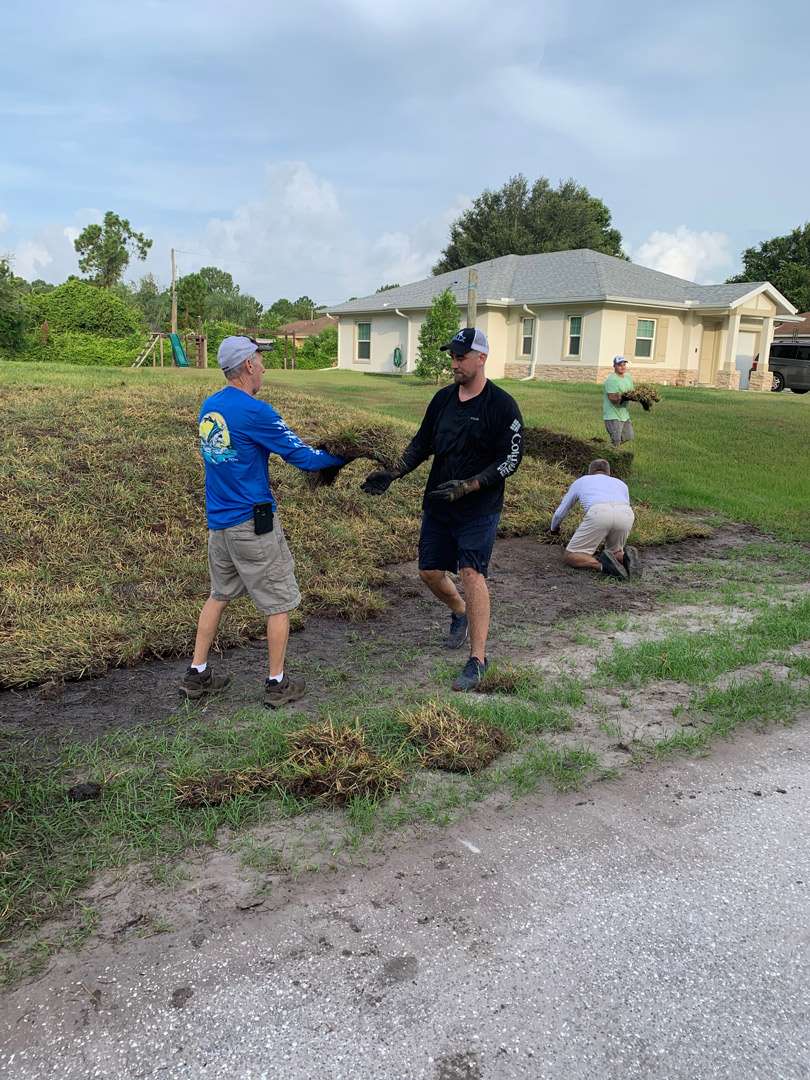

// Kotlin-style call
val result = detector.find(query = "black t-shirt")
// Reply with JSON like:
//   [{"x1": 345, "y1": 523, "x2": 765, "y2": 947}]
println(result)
[{"x1": 399, "y1": 380, "x2": 524, "y2": 522}]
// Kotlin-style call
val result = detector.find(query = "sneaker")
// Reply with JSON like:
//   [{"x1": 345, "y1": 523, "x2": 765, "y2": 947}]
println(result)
[
  {"x1": 623, "y1": 545, "x2": 643, "y2": 579},
  {"x1": 445, "y1": 611, "x2": 469, "y2": 649},
  {"x1": 264, "y1": 674, "x2": 306, "y2": 710},
  {"x1": 181, "y1": 665, "x2": 231, "y2": 700},
  {"x1": 598, "y1": 551, "x2": 628, "y2": 581},
  {"x1": 452, "y1": 656, "x2": 488, "y2": 692}
]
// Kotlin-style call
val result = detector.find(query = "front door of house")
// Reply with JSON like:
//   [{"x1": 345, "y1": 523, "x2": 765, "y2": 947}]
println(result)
[{"x1": 698, "y1": 321, "x2": 721, "y2": 384}]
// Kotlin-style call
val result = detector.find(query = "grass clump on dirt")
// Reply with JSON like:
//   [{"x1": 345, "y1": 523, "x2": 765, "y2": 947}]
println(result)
[
  {"x1": 401, "y1": 701, "x2": 512, "y2": 772},
  {"x1": 623, "y1": 383, "x2": 662, "y2": 411},
  {"x1": 522, "y1": 426, "x2": 632, "y2": 478},
  {"x1": 174, "y1": 720, "x2": 405, "y2": 808}
]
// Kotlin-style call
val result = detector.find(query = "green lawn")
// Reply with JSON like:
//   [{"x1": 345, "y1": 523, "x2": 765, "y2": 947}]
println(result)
[
  {"x1": 262, "y1": 369, "x2": 810, "y2": 541},
  {"x1": 1, "y1": 362, "x2": 806, "y2": 540}
]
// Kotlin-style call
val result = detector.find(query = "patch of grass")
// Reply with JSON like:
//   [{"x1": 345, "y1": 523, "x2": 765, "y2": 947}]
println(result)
[
  {"x1": 173, "y1": 720, "x2": 405, "y2": 808},
  {"x1": 402, "y1": 701, "x2": 512, "y2": 772},
  {"x1": 651, "y1": 673, "x2": 809, "y2": 758},
  {"x1": 596, "y1": 597, "x2": 810, "y2": 686},
  {"x1": 505, "y1": 743, "x2": 601, "y2": 794}
]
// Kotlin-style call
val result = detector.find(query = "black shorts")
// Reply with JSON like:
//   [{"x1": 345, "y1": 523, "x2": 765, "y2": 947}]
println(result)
[{"x1": 418, "y1": 511, "x2": 500, "y2": 578}]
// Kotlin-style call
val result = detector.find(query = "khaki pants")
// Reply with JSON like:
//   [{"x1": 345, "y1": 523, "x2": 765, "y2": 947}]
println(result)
[
  {"x1": 566, "y1": 502, "x2": 635, "y2": 555},
  {"x1": 208, "y1": 517, "x2": 301, "y2": 615}
]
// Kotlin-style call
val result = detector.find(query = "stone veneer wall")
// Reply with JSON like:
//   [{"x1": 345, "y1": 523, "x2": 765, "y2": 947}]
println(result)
[{"x1": 503, "y1": 363, "x2": 698, "y2": 387}]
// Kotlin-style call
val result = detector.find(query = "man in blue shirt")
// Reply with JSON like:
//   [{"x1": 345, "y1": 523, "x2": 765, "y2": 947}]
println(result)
[{"x1": 183, "y1": 336, "x2": 345, "y2": 707}]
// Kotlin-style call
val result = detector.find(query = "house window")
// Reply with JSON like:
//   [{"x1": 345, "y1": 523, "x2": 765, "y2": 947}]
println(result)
[
  {"x1": 521, "y1": 318, "x2": 534, "y2": 357},
  {"x1": 357, "y1": 322, "x2": 371, "y2": 361},
  {"x1": 567, "y1": 315, "x2": 582, "y2": 356},
  {"x1": 635, "y1": 318, "x2": 656, "y2": 358}
]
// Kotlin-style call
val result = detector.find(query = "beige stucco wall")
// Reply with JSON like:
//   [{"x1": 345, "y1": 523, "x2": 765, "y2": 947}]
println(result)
[
  {"x1": 600, "y1": 307, "x2": 690, "y2": 374},
  {"x1": 736, "y1": 292, "x2": 777, "y2": 316},
  {"x1": 338, "y1": 314, "x2": 408, "y2": 374}
]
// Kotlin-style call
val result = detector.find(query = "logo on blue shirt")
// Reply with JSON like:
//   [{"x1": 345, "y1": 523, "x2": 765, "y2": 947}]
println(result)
[{"x1": 199, "y1": 411, "x2": 238, "y2": 465}]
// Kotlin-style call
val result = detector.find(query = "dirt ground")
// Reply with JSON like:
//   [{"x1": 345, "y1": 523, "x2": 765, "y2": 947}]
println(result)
[
  {"x1": 6, "y1": 521, "x2": 808, "y2": 989},
  {"x1": 0, "y1": 523, "x2": 761, "y2": 745}
]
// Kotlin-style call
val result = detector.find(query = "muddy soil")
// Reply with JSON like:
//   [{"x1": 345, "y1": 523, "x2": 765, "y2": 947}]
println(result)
[{"x1": 0, "y1": 523, "x2": 765, "y2": 747}]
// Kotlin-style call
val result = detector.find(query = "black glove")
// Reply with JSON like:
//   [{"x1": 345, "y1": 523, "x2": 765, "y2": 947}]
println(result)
[
  {"x1": 640, "y1": 399, "x2": 652, "y2": 412},
  {"x1": 361, "y1": 469, "x2": 399, "y2": 495},
  {"x1": 307, "y1": 462, "x2": 346, "y2": 489},
  {"x1": 619, "y1": 394, "x2": 630, "y2": 404},
  {"x1": 428, "y1": 478, "x2": 478, "y2": 503}
]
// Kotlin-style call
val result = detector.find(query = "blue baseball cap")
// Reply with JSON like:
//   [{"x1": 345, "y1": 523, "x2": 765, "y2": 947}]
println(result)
[{"x1": 440, "y1": 327, "x2": 490, "y2": 356}]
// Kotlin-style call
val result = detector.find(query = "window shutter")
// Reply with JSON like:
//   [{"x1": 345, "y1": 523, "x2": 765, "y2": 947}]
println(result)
[
  {"x1": 624, "y1": 315, "x2": 638, "y2": 357},
  {"x1": 654, "y1": 317, "x2": 669, "y2": 362}
]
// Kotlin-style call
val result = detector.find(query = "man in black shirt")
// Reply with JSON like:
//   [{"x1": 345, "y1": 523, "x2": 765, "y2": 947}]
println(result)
[{"x1": 362, "y1": 328, "x2": 523, "y2": 691}]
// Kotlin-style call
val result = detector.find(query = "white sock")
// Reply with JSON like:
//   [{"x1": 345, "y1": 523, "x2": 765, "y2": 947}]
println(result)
[
  {"x1": 191, "y1": 662, "x2": 207, "y2": 673},
  {"x1": 268, "y1": 671, "x2": 284, "y2": 684}
]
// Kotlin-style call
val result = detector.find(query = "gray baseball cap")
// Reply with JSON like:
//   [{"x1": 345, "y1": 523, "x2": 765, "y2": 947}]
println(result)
[{"x1": 217, "y1": 335, "x2": 259, "y2": 372}]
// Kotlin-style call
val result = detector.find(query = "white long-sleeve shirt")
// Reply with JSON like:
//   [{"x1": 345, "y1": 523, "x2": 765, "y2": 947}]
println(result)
[{"x1": 551, "y1": 473, "x2": 631, "y2": 531}]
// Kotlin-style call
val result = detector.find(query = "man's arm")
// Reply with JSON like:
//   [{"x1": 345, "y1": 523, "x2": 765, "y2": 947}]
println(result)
[
  {"x1": 252, "y1": 403, "x2": 346, "y2": 471},
  {"x1": 362, "y1": 393, "x2": 442, "y2": 494},
  {"x1": 550, "y1": 480, "x2": 579, "y2": 532}
]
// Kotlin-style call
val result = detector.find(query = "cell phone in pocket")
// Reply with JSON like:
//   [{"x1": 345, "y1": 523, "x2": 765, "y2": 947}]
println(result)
[{"x1": 253, "y1": 502, "x2": 275, "y2": 535}]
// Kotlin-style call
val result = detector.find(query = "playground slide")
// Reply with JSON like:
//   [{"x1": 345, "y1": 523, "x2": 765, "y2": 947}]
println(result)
[{"x1": 170, "y1": 333, "x2": 190, "y2": 367}]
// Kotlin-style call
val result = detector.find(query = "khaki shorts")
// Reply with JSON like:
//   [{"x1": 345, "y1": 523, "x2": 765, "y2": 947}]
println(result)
[
  {"x1": 208, "y1": 517, "x2": 301, "y2": 616},
  {"x1": 566, "y1": 502, "x2": 635, "y2": 556}
]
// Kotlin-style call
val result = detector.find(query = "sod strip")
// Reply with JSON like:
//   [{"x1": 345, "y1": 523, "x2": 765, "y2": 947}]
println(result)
[{"x1": 595, "y1": 597, "x2": 810, "y2": 687}]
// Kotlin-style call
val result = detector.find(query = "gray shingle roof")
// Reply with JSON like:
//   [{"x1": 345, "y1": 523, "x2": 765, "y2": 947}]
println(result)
[{"x1": 328, "y1": 250, "x2": 769, "y2": 314}]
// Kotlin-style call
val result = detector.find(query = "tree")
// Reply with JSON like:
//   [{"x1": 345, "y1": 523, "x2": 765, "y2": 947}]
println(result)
[
  {"x1": 415, "y1": 288, "x2": 460, "y2": 381},
  {"x1": 131, "y1": 273, "x2": 169, "y2": 331},
  {"x1": 727, "y1": 223, "x2": 810, "y2": 312},
  {"x1": 74, "y1": 211, "x2": 152, "y2": 287},
  {"x1": 263, "y1": 295, "x2": 319, "y2": 324},
  {"x1": 297, "y1": 326, "x2": 338, "y2": 369},
  {"x1": 433, "y1": 175, "x2": 624, "y2": 274},
  {"x1": 376, "y1": 283, "x2": 400, "y2": 292},
  {"x1": 176, "y1": 272, "x2": 207, "y2": 326},
  {"x1": 0, "y1": 257, "x2": 27, "y2": 351}
]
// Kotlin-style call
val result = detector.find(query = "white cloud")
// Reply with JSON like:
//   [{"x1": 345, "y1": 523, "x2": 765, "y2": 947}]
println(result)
[
  {"x1": 634, "y1": 227, "x2": 732, "y2": 283},
  {"x1": 489, "y1": 65, "x2": 674, "y2": 160},
  {"x1": 13, "y1": 241, "x2": 54, "y2": 279},
  {"x1": 191, "y1": 161, "x2": 466, "y2": 303}
]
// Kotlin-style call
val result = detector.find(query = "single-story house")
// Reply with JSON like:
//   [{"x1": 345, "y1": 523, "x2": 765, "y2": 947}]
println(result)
[
  {"x1": 774, "y1": 311, "x2": 810, "y2": 339},
  {"x1": 328, "y1": 249, "x2": 798, "y2": 391},
  {"x1": 275, "y1": 315, "x2": 336, "y2": 346}
]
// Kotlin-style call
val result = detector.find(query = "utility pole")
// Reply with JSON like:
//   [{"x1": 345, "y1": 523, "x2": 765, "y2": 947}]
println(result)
[
  {"x1": 467, "y1": 268, "x2": 478, "y2": 328},
  {"x1": 170, "y1": 248, "x2": 178, "y2": 334}
]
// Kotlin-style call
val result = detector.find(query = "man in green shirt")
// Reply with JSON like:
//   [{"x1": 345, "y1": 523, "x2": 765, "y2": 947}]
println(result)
[{"x1": 603, "y1": 356, "x2": 635, "y2": 446}]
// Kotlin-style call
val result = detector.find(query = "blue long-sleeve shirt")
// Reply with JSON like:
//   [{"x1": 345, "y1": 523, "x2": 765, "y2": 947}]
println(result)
[{"x1": 198, "y1": 385, "x2": 344, "y2": 529}]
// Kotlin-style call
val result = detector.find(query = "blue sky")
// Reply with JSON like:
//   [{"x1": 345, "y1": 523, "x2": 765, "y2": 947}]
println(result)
[{"x1": 1, "y1": 0, "x2": 808, "y2": 306}]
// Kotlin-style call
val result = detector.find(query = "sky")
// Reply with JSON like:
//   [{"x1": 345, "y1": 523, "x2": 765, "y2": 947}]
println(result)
[{"x1": 1, "y1": 0, "x2": 808, "y2": 307}]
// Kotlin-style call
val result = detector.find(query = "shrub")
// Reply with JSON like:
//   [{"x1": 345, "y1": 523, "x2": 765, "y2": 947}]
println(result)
[
  {"x1": 26, "y1": 279, "x2": 140, "y2": 337},
  {"x1": 296, "y1": 326, "x2": 338, "y2": 370},
  {"x1": 0, "y1": 330, "x2": 147, "y2": 366},
  {"x1": 415, "y1": 289, "x2": 460, "y2": 381},
  {"x1": 0, "y1": 263, "x2": 26, "y2": 352}
]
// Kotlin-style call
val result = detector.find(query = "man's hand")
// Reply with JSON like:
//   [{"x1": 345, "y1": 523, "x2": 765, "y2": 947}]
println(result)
[
  {"x1": 428, "y1": 478, "x2": 479, "y2": 503},
  {"x1": 619, "y1": 394, "x2": 630, "y2": 404},
  {"x1": 361, "y1": 470, "x2": 399, "y2": 495},
  {"x1": 307, "y1": 463, "x2": 345, "y2": 489}
]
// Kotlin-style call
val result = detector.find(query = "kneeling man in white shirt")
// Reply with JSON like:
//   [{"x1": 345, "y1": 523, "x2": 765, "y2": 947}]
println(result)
[{"x1": 549, "y1": 459, "x2": 641, "y2": 580}]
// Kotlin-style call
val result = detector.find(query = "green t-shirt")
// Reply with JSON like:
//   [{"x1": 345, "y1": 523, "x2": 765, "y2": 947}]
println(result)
[{"x1": 603, "y1": 372, "x2": 634, "y2": 421}]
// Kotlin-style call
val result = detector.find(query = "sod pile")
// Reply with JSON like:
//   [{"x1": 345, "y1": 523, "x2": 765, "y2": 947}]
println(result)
[
  {"x1": 402, "y1": 701, "x2": 512, "y2": 773},
  {"x1": 522, "y1": 427, "x2": 632, "y2": 478},
  {"x1": 624, "y1": 383, "x2": 662, "y2": 411},
  {"x1": 175, "y1": 721, "x2": 404, "y2": 808}
]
